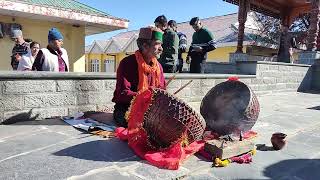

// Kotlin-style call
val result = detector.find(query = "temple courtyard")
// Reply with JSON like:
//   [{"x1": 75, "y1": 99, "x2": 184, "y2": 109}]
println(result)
[{"x1": 0, "y1": 91, "x2": 320, "y2": 180}]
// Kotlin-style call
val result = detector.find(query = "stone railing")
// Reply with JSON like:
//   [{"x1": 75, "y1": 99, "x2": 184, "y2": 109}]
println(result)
[
  {"x1": 0, "y1": 61, "x2": 314, "y2": 123},
  {"x1": 205, "y1": 62, "x2": 237, "y2": 74},
  {"x1": 229, "y1": 53, "x2": 274, "y2": 63},
  {"x1": 0, "y1": 72, "x2": 254, "y2": 123},
  {"x1": 236, "y1": 61, "x2": 312, "y2": 93}
]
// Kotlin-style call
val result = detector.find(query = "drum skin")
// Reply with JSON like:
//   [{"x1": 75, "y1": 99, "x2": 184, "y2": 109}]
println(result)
[
  {"x1": 200, "y1": 80, "x2": 260, "y2": 135},
  {"x1": 143, "y1": 88, "x2": 206, "y2": 149}
]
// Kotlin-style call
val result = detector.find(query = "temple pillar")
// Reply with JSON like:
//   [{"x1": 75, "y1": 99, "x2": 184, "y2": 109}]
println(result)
[
  {"x1": 236, "y1": 0, "x2": 250, "y2": 53},
  {"x1": 307, "y1": 0, "x2": 320, "y2": 51},
  {"x1": 277, "y1": 12, "x2": 291, "y2": 63}
]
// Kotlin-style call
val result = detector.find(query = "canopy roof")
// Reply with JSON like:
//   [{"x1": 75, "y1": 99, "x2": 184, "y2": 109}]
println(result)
[{"x1": 224, "y1": 0, "x2": 311, "y2": 18}]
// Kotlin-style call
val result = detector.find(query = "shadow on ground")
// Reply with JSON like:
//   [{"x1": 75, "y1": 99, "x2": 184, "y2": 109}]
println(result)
[
  {"x1": 307, "y1": 106, "x2": 320, "y2": 111},
  {"x1": 263, "y1": 159, "x2": 320, "y2": 180},
  {"x1": 53, "y1": 139, "x2": 138, "y2": 162},
  {"x1": 256, "y1": 144, "x2": 276, "y2": 151},
  {"x1": 1, "y1": 109, "x2": 39, "y2": 125},
  {"x1": 1, "y1": 111, "x2": 115, "y2": 126}
]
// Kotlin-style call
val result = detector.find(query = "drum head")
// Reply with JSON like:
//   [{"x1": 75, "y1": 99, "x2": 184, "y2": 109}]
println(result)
[{"x1": 200, "y1": 80, "x2": 259, "y2": 135}]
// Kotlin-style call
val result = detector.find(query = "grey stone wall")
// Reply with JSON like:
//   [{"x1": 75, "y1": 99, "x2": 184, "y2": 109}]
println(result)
[
  {"x1": 204, "y1": 62, "x2": 237, "y2": 74},
  {"x1": 0, "y1": 64, "x2": 313, "y2": 123},
  {"x1": 0, "y1": 73, "x2": 256, "y2": 123},
  {"x1": 312, "y1": 59, "x2": 320, "y2": 90},
  {"x1": 253, "y1": 62, "x2": 312, "y2": 93},
  {"x1": 229, "y1": 53, "x2": 274, "y2": 64},
  {"x1": 298, "y1": 51, "x2": 320, "y2": 65}
]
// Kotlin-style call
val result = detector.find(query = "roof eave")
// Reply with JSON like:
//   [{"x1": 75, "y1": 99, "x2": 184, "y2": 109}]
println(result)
[{"x1": 1, "y1": 1, "x2": 129, "y2": 35}]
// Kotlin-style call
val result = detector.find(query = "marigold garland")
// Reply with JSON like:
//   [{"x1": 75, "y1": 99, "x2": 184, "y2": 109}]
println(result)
[{"x1": 213, "y1": 148, "x2": 257, "y2": 167}]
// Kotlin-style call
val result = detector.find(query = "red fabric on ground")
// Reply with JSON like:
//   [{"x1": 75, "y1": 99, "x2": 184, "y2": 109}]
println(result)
[
  {"x1": 115, "y1": 127, "x2": 128, "y2": 140},
  {"x1": 115, "y1": 89, "x2": 205, "y2": 170}
]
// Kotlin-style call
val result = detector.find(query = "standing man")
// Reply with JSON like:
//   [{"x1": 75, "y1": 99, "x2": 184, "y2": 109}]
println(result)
[
  {"x1": 112, "y1": 27, "x2": 166, "y2": 127},
  {"x1": 32, "y1": 28, "x2": 69, "y2": 72},
  {"x1": 11, "y1": 29, "x2": 30, "y2": 70},
  {"x1": 168, "y1": 20, "x2": 187, "y2": 72},
  {"x1": 187, "y1": 17, "x2": 217, "y2": 73},
  {"x1": 154, "y1": 15, "x2": 179, "y2": 73}
]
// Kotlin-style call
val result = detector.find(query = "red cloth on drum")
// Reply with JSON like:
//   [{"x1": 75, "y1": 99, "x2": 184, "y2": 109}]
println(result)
[{"x1": 115, "y1": 89, "x2": 205, "y2": 170}]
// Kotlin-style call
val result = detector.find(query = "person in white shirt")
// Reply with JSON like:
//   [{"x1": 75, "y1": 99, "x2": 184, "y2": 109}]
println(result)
[
  {"x1": 17, "y1": 41, "x2": 40, "y2": 71},
  {"x1": 32, "y1": 28, "x2": 69, "y2": 72}
]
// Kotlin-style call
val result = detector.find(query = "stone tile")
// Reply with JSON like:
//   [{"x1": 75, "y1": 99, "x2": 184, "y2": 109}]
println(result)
[
  {"x1": 104, "y1": 80, "x2": 116, "y2": 91},
  {"x1": 252, "y1": 147, "x2": 296, "y2": 169},
  {"x1": 68, "y1": 105, "x2": 97, "y2": 116},
  {"x1": 184, "y1": 169, "x2": 219, "y2": 180},
  {"x1": 56, "y1": 80, "x2": 76, "y2": 92},
  {"x1": 281, "y1": 139, "x2": 320, "y2": 158},
  {"x1": 289, "y1": 160, "x2": 320, "y2": 180},
  {"x1": 0, "y1": 143, "x2": 114, "y2": 180},
  {"x1": 113, "y1": 156, "x2": 141, "y2": 168},
  {"x1": 3, "y1": 80, "x2": 56, "y2": 94},
  {"x1": 53, "y1": 138, "x2": 136, "y2": 162},
  {"x1": 76, "y1": 80, "x2": 105, "y2": 92},
  {"x1": 209, "y1": 163, "x2": 267, "y2": 180},
  {"x1": 262, "y1": 159, "x2": 320, "y2": 180},
  {"x1": 131, "y1": 161, "x2": 190, "y2": 180},
  {"x1": 182, "y1": 155, "x2": 212, "y2": 172},
  {"x1": 68, "y1": 167, "x2": 143, "y2": 180},
  {"x1": 0, "y1": 131, "x2": 69, "y2": 160},
  {"x1": 24, "y1": 93, "x2": 76, "y2": 108},
  {"x1": 258, "y1": 113, "x2": 307, "y2": 133},
  {"x1": 0, "y1": 95, "x2": 24, "y2": 111}
]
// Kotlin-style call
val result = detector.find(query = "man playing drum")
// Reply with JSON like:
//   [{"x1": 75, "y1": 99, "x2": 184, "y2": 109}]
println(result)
[{"x1": 112, "y1": 27, "x2": 166, "y2": 127}]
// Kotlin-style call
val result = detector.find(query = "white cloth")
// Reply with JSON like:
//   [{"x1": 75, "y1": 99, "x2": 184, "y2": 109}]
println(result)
[
  {"x1": 17, "y1": 52, "x2": 35, "y2": 71},
  {"x1": 41, "y1": 48, "x2": 69, "y2": 72}
]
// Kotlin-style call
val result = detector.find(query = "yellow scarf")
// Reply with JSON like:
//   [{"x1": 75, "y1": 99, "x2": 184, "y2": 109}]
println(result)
[{"x1": 135, "y1": 50, "x2": 161, "y2": 93}]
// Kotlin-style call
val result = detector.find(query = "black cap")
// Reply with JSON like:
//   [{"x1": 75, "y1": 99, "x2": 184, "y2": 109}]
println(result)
[
  {"x1": 154, "y1": 15, "x2": 168, "y2": 25},
  {"x1": 190, "y1": 17, "x2": 199, "y2": 25},
  {"x1": 168, "y1": 20, "x2": 177, "y2": 27}
]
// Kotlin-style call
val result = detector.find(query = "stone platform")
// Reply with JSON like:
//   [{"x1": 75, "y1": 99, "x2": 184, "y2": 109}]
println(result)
[{"x1": 1, "y1": 92, "x2": 320, "y2": 180}]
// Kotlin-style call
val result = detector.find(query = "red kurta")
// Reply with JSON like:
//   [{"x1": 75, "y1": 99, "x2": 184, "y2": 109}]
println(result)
[{"x1": 112, "y1": 54, "x2": 166, "y2": 105}]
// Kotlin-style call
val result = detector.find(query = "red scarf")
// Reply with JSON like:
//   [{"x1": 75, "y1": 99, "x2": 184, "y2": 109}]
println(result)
[{"x1": 135, "y1": 50, "x2": 161, "y2": 93}]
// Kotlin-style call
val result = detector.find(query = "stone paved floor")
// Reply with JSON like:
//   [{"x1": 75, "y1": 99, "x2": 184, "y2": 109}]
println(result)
[{"x1": 1, "y1": 92, "x2": 320, "y2": 180}]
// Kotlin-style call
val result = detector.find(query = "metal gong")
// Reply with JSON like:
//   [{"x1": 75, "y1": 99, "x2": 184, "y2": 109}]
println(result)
[{"x1": 200, "y1": 80, "x2": 260, "y2": 135}]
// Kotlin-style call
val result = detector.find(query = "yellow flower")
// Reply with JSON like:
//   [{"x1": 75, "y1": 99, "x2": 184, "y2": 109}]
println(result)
[{"x1": 214, "y1": 158, "x2": 230, "y2": 167}]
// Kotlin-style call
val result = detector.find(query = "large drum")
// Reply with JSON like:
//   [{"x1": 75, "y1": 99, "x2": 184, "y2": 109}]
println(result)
[
  {"x1": 142, "y1": 88, "x2": 206, "y2": 149},
  {"x1": 200, "y1": 80, "x2": 259, "y2": 135}
]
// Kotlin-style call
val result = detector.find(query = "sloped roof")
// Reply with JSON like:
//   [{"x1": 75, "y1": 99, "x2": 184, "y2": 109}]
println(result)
[
  {"x1": 95, "y1": 40, "x2": 111, "y2": 51},
  {"x1": 104, "y1": 30, "x2": 138, "y2": 53},
  {"x1": 85, "y1": 45, "x2": 92, "y2": 53},
  {"x1": 1, "y1": 0, "x2": 129, "y2": 35},
  {"x1": 89, "y1": 12, "x2": 266, "y2": 54},
  {"x1": 88, "y1": 39, "x2": 111, "y2": 53},
  {"x1": 10, "y1": 0, "x2": 124, "y2": 19}
]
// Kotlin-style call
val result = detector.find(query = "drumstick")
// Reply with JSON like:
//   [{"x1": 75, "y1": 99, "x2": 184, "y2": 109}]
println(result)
[
  {"x1": 173, "y1": 80, "x2": 193, "y2": 95},
  {"x1": 166, "y1": 73, "x2": 178, "y2": 88}
]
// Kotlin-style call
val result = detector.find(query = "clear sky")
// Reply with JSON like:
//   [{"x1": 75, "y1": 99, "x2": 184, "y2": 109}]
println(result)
[{"x1": 78, "y1": 0, "x2": 238, "y2": 45}]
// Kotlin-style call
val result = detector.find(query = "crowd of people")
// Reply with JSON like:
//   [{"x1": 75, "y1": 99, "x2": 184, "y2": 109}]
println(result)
[
  {"x1": 10, "y1": 16, "x2": 217, "y2": 74},
  {"x1": 154, "y1": 15, "x2": 217, "y2": 73},
  {"x1": 10, "y1": 27, "x2": 69, "y2": 72}
]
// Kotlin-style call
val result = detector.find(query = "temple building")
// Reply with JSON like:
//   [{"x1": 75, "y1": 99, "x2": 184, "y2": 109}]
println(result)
[{"x1": 224, "y1": 0, "x2": 320, "y2": 64}]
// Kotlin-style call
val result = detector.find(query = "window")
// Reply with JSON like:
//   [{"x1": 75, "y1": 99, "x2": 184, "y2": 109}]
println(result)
[
  {"x1": 91, "y1": 59, "x2": 99, "y2": 72},
  {"x1": 104, "y1": 59, "x2": 115, "y2": 72}
]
